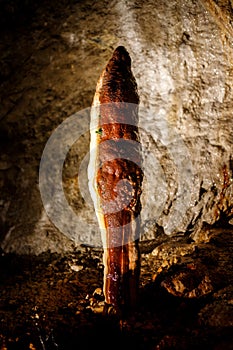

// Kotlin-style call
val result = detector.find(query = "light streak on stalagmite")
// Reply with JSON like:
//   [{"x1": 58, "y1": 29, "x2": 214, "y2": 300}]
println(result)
[{"x1": 88, "y1": 46, "x2": 143, "y2": 315}]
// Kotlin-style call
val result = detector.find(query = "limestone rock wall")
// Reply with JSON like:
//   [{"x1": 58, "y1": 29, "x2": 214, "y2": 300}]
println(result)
[{"x1": 0, "y1": 0, "x2": 232, "y2": 254}]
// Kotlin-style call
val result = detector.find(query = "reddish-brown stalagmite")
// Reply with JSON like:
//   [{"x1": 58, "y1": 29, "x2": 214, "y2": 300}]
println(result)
[{"x1": 88, "y1": 46, "x2": 143, "y2": 316}]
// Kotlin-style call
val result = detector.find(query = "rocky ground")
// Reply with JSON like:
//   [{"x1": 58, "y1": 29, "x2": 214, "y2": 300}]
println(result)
[{"x1": 1, "y1": 228, "x2": 233, "y2": 350}]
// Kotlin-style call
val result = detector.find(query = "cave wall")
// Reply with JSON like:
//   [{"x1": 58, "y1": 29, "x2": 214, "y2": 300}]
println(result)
[{"x1": 0, "y1": 0, "x2": 232, "y2": 254}]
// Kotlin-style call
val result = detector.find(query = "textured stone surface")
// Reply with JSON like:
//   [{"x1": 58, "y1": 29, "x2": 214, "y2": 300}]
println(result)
[
  {"x1": 1, "y1": 3, "x2": 233, "y2": 348},
  {"x1": 0, "y1": 0, "x2": 232, "y2": 254},
  {"x1": 0, "y1": 228, "x2": 232, "y2": 349}
]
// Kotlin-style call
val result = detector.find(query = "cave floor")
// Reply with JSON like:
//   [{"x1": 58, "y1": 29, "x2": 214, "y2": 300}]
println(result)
[{"x1": 1, "y1": 229, "x2": 233, "y2": 350}]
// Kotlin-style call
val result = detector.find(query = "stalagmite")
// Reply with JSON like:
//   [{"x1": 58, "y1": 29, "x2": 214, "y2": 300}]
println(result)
[{"x1": 88, "y1": 46, "x2": 143, "y2": 316}]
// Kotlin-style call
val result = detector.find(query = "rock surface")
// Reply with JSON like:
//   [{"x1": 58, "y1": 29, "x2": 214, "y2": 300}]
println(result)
[
  {"x1": 0, "y1": 228, "x2": 233, "y2": 349},
  {"x1": 0, "y1": 1, "x2": 233, "y2": 348},
  {"x1": 0, "y1": 0, "x2": 232, "y2": 253}
]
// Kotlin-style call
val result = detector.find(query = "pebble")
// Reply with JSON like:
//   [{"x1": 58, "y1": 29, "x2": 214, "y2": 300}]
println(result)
[
  {"x1": 69, "y1": 264, "x2": 83, "y2": 272},
  {"x1": 92, "y1": 287, "x2": 104, "y2": 300}
]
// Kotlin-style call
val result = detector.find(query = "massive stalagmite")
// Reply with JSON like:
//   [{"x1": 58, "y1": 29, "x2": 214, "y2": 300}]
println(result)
[{"x1": 88, "y1": 46, "x2": 143, "y2": 314}]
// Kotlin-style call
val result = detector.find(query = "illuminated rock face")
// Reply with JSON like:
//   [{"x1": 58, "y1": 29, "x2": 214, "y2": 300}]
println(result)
[
  {"x1": 0, "y1": 0, "x2": 232, "y2": 254},
  {"x1": 114, "y1": 0, "x2": 233, "y2": 242}
]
